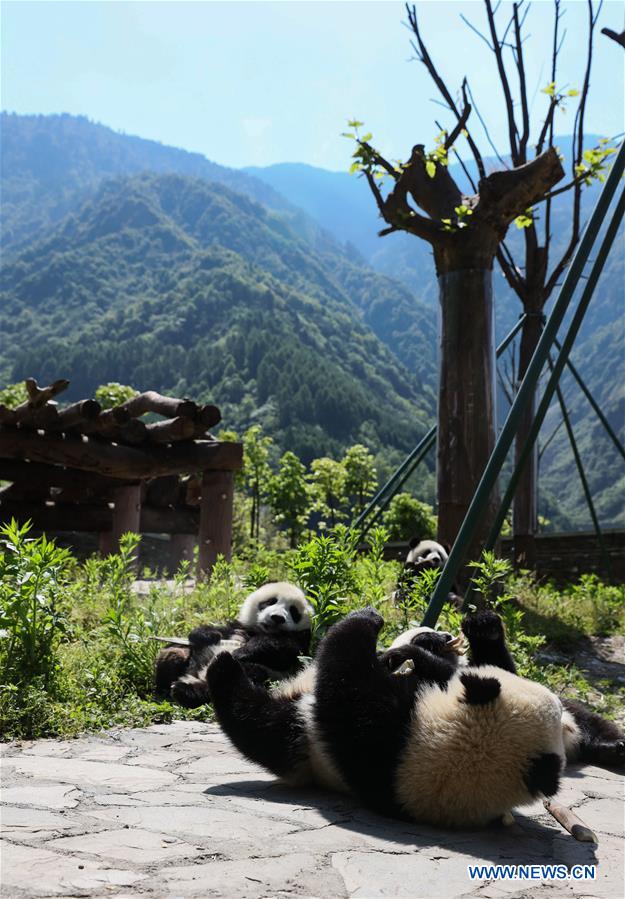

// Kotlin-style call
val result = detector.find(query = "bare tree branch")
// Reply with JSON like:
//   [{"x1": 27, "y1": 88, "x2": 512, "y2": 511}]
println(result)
[
  {"x1": 546, "y1": 0, "x2": 597, "y2": 295},
  {"x1": 513, "y1": 2, "x2": 530, "y2": 162},
  {"x1": 466, "y1": 83, "x2": 509, "y2": 168},
  {"x1": 406, "y1": 4, "x2": 487, "y2": 179},
  {"x1": 444, "y1": 79, "x2": 472, "y2": 150},
  {"x1": 484, "y1": 0, "x2": 520, "y2": 160}
]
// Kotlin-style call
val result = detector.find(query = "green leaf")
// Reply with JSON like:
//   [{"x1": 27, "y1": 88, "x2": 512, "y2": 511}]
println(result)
[
  {"x1": 541, "y1": 82, "x2": 556, "y2": 97},
  {"x1": 567, "y1": 89, "x2": 580, "y2": 97},
  {"x1": 425, "y1": 160, "x2": 436, "y2": 179},
  {"x1": 347, "y1": 119, "x2": 364, "y2": 128}
]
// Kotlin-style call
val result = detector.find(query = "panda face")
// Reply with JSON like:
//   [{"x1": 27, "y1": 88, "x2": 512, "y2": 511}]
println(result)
[
  {"x1": 256, "y1": 594, "x2": 306, "y2": 632},
  {"x1": 406, "y1": 539, "x2": 449, "y2": 566},
  {"x1": 238, "y1": 582, "x2": 313, "y2": 633}
]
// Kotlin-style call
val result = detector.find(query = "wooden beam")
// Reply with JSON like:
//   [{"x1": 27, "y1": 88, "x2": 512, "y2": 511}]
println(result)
[
  {"x1": 0, "y1": 459, "x2": 135, "y2": 491},
  {"x1": 197, "y1": 470, "x2": 234, "y2": 577},
  {"x1": 0, "y1": 499, "x2": 199, "y2": 534},
  {"x1": 118, "y1": 391, "x2": 197, "y2": 420},
  {"x1": 0, "y1": 429, "x2": 242, "y2": 478},
  {"x1": 23, "y1": 378, "x2": 70, "y2": 408},
  {"x1": 46, "y1": 400, "x2": 101, "y2": 431},
  {"x1": 145, "y1": 416, "x2": 195, "y2": 443}
]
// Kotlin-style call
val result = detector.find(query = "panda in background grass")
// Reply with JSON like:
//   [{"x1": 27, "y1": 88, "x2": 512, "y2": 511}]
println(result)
[
  {"x1": 205, "y1": 606, "x2": 567, "y2": 829},
  {"x1": 154, "y1": 582, "x2": 313, "y2": 708},
  {"x1": 385, "y1": 617, "x2": 625, "y2": 771},
  {"x1": 397, "y1": 537, "x2": 463, "y2": 608}
]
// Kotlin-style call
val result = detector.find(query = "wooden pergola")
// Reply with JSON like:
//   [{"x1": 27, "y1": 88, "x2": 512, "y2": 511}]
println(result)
[{"x1": 0, "y1": 379, "x2": 243, "y2": 575}]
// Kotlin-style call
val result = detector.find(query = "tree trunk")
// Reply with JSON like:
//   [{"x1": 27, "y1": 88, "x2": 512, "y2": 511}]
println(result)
[
  {"x1": 512, "y1": 311, "x2": 543, "y2": 568},
  {"x1": 437, "y1": 268, "x2": 498, "y2": 571}
]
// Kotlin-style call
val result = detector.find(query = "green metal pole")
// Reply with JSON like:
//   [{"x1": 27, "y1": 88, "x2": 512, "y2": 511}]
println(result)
[
  {"x1": 555, "y1": 338, "x2": 625, "y2": 462},
  {"x1": 481, "y1": 185, "x2": 625, "y2": 560},
  {"x1": 549, "y1": 358, "x2": 613, "y2": 580},
  {"x1": 359, "y1": 429, "x2": 436, "y2": 538},
  {"x1": 355, "y1": 314, "x2": 528, "y2": 538},
  {"x1": 354, "y1": 425, "x2": 436, "y2": 535},
  {"x1": 422, "y1": 142, "x2": 625, "y2": 628}
]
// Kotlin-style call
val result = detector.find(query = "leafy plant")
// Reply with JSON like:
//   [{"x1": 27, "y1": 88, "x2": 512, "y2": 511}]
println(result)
[
  {"x1": 382, "y1": 493, "x2": 436, "y2": 541},
  {"x1": 290, "y1": 525, "x2": 359, "y2": 646},
  {"x1": 0, "y1": 520, "x2": 73, "y2": 688},
  {"x1": 95, "y1": 382, "x2": 138, "y2": 409},
  {"x1": 0, "y1": 381, "x2": 28, "y2": 409}
]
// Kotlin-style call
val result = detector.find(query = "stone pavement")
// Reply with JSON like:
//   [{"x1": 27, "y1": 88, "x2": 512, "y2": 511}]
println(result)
[{"x1": 1, "y1": 721, "x2": 623, "y2": 898}]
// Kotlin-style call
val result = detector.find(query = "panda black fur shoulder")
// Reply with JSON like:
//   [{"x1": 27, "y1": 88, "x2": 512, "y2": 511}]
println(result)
[
  {"x1": 385, "y1": 616, "x2": 625, "y2": 771},
  {"x1": 206, "y1": 607, "x2": 565, "y2": 828},
  {"x1": 154, "y1": 582, "x2": 313, "y2": 708}
]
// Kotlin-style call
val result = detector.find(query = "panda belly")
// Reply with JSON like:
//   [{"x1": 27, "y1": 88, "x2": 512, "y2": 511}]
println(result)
[{"x1": 394, "y1": 667, "x2": 565, "y2": 828}]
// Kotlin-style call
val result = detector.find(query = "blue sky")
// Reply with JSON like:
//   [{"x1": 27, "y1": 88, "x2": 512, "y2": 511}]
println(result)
[{"x1": 2, "y1": 0, "x2": 624, "y2": 170}]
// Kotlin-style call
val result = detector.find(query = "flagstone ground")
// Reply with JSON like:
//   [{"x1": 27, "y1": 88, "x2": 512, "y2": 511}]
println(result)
[{"x1": 1, "y1": 721, "x2": 623, "y2": 898}]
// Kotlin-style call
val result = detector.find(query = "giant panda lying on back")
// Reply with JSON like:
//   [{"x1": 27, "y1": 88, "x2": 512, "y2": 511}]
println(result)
[
  {"x1": 206, "y1": 607, "x2": 566, "y2": 828},
  {"x1": 155, "y1": 582, "x2": 313, "y2": 708},
  {"x1": 386, "y1": 616, "x2": 625, "y2": 771}
]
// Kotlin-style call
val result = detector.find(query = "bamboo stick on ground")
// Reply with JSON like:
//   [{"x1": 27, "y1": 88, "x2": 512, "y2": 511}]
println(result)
[{"x1": 543, "y1": 798, "x2": 598, "y2": 842}]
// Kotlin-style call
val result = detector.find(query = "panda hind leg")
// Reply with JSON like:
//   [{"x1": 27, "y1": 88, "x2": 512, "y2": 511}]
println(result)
[
  {"x1": 206, "y1": 652, "x2": 306, "y2": 779},
  {"x1": 461, "y1": 609, "x2": 517, "y2": 673},
  {"x1": 523, "y1": 753, "x2": 562, "y2": 798},
  {"x1": 564, "y1": 698, "x2": 625, "y2": 770}
]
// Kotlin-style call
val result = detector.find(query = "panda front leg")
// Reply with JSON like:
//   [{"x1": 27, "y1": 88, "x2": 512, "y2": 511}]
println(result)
[
  {"x1": 206, "y1": 652, "x2": 308, "y2": 779},
  {"x1": 234, "y1": 633, "x2": 302, "y2": 673},
  {"x1": 314, "y1": 607, "x2": 450, "y2": 816},
  {"x1": 461, "y1": 609, "x2": 517, "y2": 673}
]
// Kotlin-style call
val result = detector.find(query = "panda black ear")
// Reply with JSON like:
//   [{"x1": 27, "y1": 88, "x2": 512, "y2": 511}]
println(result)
[
  {"x1": 442, "y1": 542, "x2": 452, "y2": 554},
  {"x1": 408, "y1": 536, "x2": 421, "y2": 549}
]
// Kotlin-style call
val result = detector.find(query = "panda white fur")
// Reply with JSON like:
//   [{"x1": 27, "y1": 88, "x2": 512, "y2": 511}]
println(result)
[
  {"x1": 386, "y1": 618, "x2": 625, "y2": 771},
  {"x1": 206, "y1": 607, "x2": 566, "y2": 828},
  {"x1": 406, "y1": 538, "x2": 449, "y2": 566},
  {"x1": 155, "y1": 582, "x2": 313, "y2": 707}
]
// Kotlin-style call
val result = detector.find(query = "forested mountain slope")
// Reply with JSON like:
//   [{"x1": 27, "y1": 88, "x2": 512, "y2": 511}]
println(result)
[
  {"x1": 1, "y1": 113, "x2": 621, "y2": 526},
  {"x1": 0, "y1": 172, "x2": 435, "y2": 464}
]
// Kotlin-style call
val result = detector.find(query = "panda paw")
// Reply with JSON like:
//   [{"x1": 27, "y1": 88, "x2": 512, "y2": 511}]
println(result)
[
  {"x1": 345, "y1": 606, "x2": 384, "y2": 634},
  {"x1": 189, "y1": 625, "x2": 222, "y2": 648},
  {"x1": 461, "y1": 609, "x2": 504, "y2": 643}
]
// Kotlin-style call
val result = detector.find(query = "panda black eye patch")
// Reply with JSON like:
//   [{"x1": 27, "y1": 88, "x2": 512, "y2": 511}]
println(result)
[
  {"x1": 289, "y1": 605, "x2": 302, "y2": 623},
  {"x1": 259, "y1": 598, "x2": 277, "y2": 609}
]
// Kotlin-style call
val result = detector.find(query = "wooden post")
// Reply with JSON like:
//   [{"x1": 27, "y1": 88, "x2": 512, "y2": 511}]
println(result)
[
  {"x1": 100, "y1": 484, "x2": 142, "y2": 564},
  {"x1": 170, "y1": 534, "x2": 196, "y2": 572},
  {"x1": 197, "y1": 471, "x2": 234, "y2": 579}
]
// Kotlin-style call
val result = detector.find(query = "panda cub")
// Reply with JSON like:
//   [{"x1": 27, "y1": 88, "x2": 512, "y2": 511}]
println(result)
[
  {"x1": 155, "y1": 582, "x2": 313, "y2": 708},
  {"x1": 387, "y1": 616, "x2": 625, "y2": 770},
  {"x1": 397, "y1": 538, "x2": 462, "y2": 609},
  {"x1": 207, "y1": 608, "x2": 565, "y2": 828}
]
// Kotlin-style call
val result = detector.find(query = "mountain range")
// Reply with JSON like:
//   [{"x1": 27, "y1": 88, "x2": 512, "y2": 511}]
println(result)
[{"x1": 1, "y1": 113, "x2": 622, "y2": 527}]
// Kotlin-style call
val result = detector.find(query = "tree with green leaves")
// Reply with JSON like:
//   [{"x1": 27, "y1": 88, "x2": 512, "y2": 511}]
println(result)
[
  {"x1": 345, "y1": 1, "x2": 610, "y2": 567},
  {"x1": 267, "y1": 451, "x2": 312, "y2": 547},
  {"x1": 309, "y1": 457, "x2": 348, "y2": 529},
  {"x1": 242, "y1": 425, "x2": 273, "y2": 540},
  {"x1": 95, "y1": 382, "x2": 138, "y2": 409},
  {"x1": 382, "y1": 492, "x2": 437, "y2": 542},
  {"x1": 343, "y1": 444, "x2": 378, "y2": 517}
]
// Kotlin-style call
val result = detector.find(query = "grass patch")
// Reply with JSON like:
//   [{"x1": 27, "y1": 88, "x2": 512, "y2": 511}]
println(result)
[{"x1": 1, "y1": 521, "x2": 622, "y2": 740}]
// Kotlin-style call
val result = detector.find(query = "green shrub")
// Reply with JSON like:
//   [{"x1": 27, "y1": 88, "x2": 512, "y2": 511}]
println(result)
[
  {"x1": 382, "y1": 493, "x2": 437, "y2": 541},
  {"x1": 0, "y1": 520, "x2": 73, "y2": 688}
]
